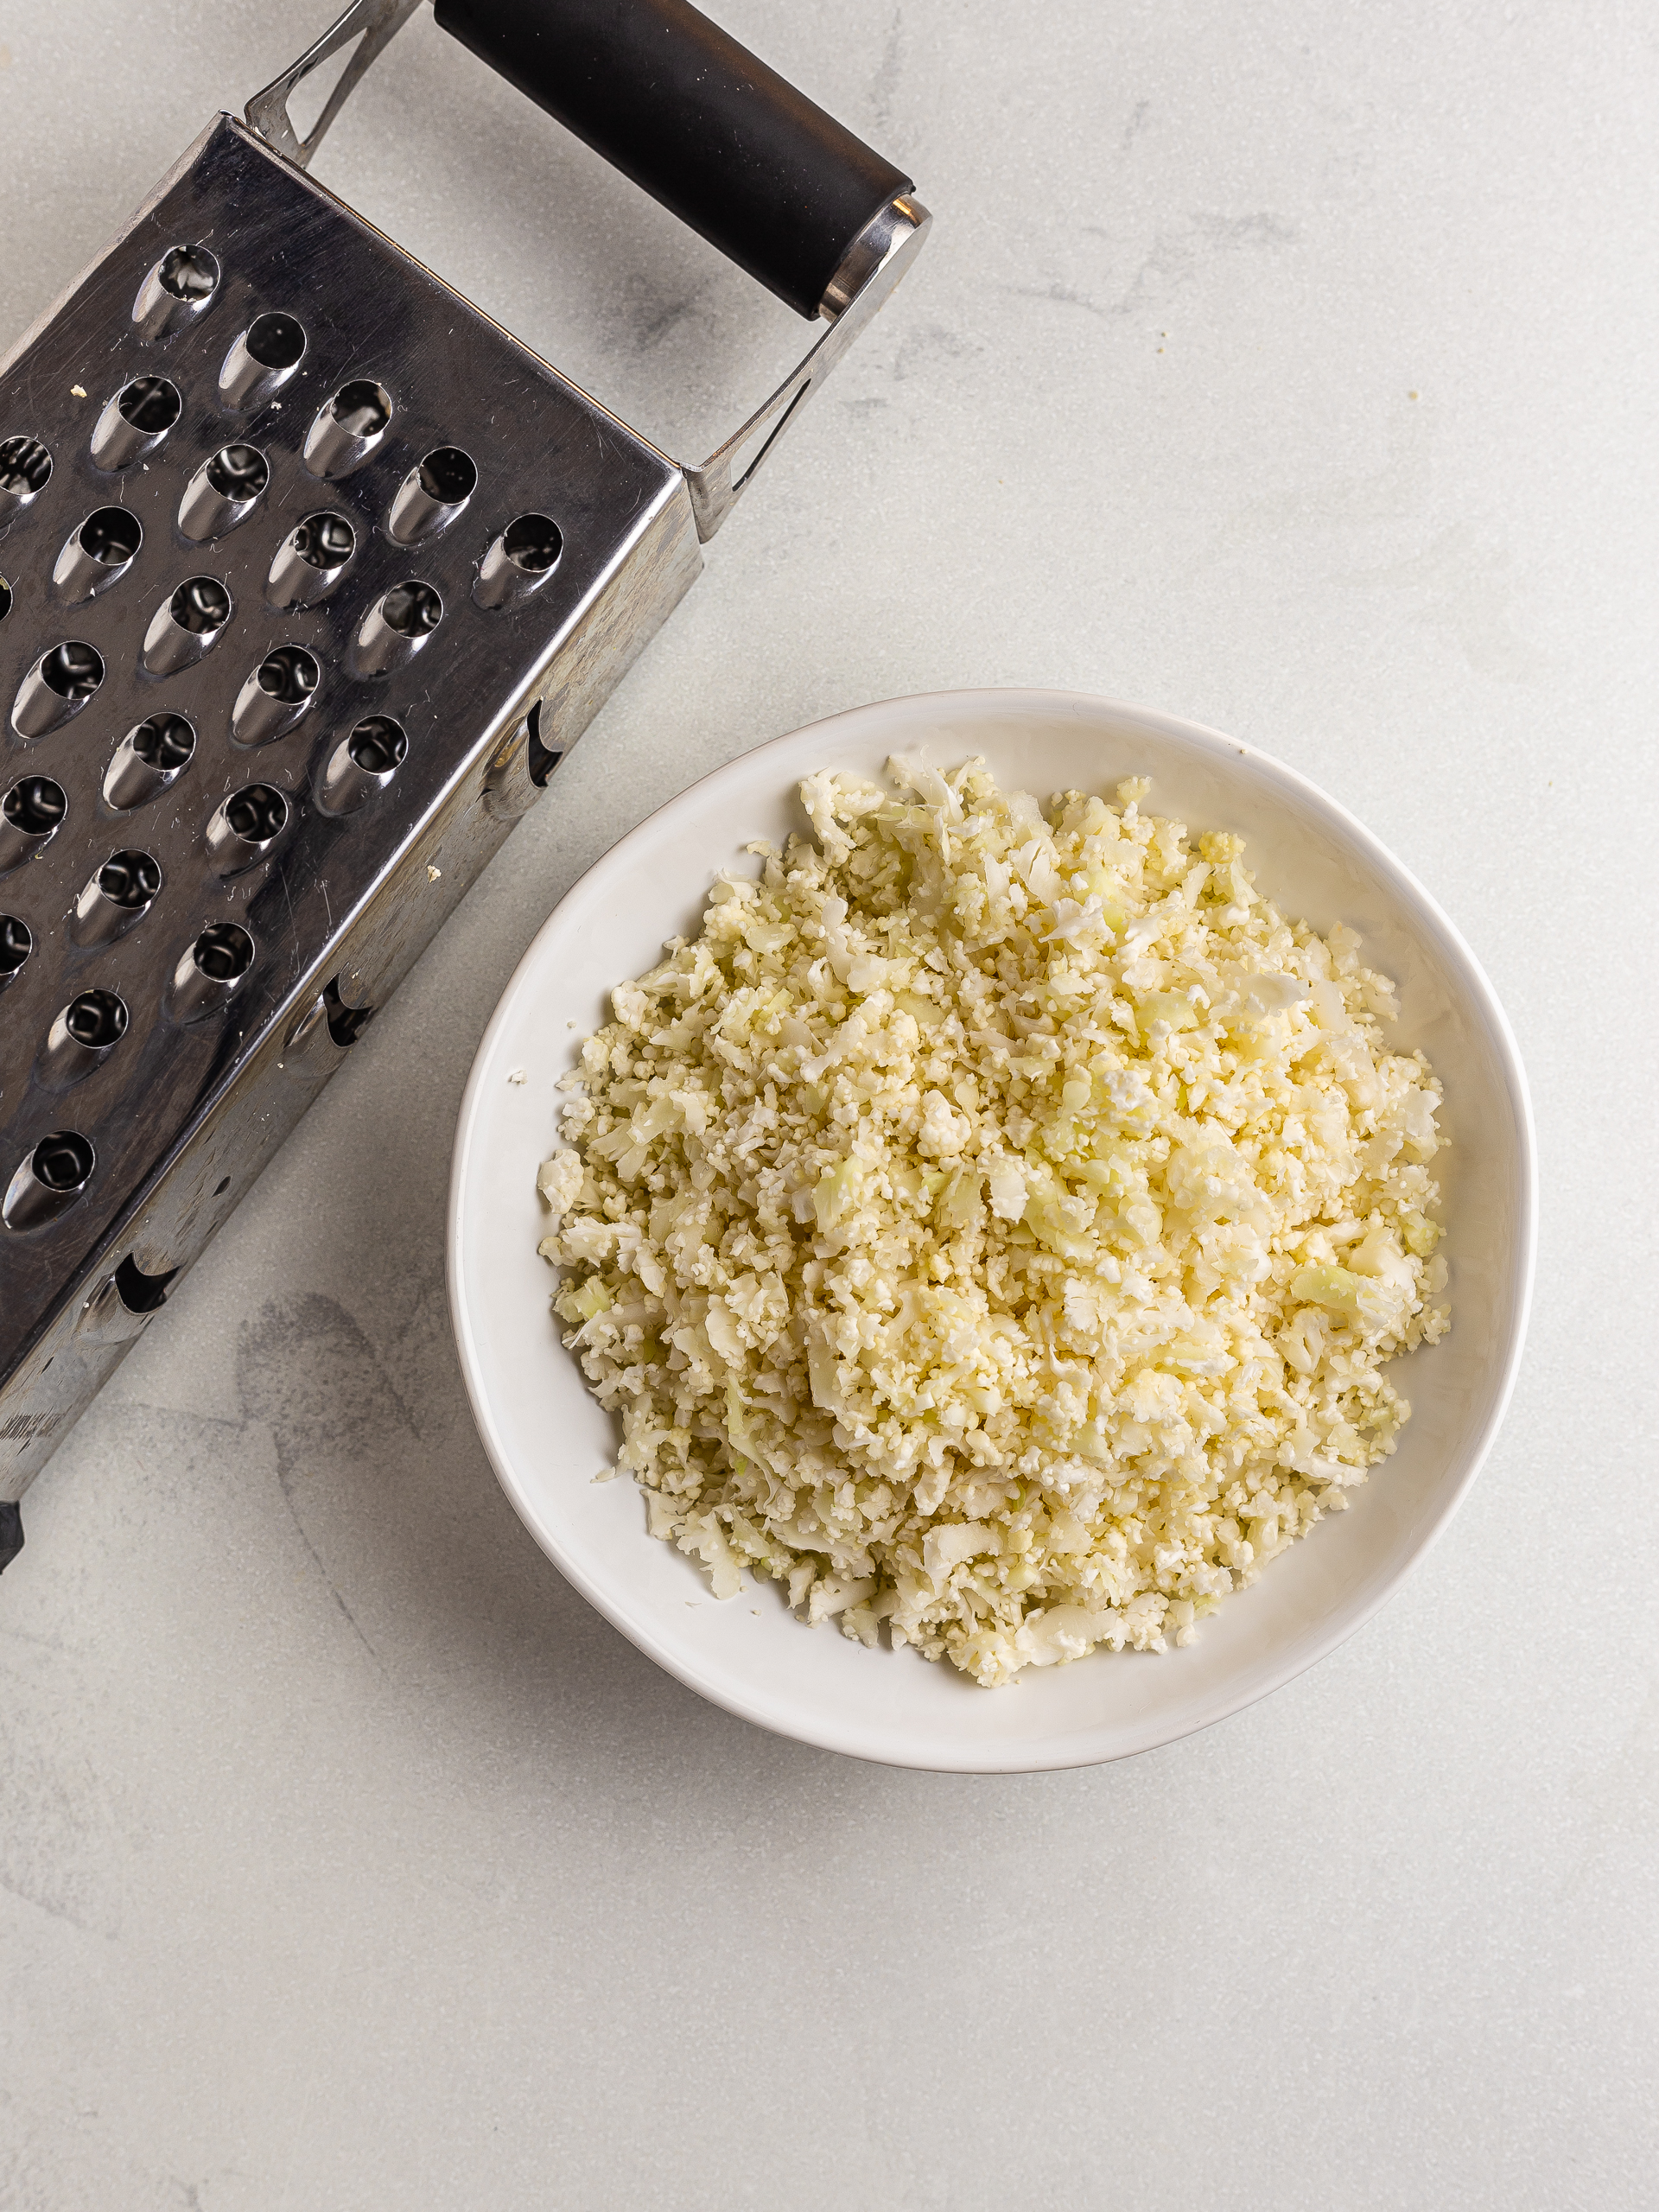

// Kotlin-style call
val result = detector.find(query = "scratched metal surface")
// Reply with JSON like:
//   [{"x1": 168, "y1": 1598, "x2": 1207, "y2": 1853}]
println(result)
[{"x1": 0, "y1": 113, "x2": 679, "y2": 1367}]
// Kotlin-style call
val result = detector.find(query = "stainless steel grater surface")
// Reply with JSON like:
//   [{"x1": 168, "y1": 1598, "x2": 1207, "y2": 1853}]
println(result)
[{"x1": 0, "y1": 0, "x2": 928, "y2": 1550}]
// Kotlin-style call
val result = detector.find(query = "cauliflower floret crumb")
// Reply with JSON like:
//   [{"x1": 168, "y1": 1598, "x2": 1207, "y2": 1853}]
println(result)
[{"x1": 537, "y1": 757, "x2": 1449, "y2": 1688}]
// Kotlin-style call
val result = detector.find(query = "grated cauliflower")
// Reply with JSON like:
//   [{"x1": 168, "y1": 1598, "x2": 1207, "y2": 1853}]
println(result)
[{"x1": 536, "y1": 758, "x2": 1449, "y2": 1688}]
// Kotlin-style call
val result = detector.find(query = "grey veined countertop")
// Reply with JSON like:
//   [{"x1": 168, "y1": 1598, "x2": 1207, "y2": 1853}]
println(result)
[{"x1": 3, "y1": 3, "x2": 1656, "y2": 2208}]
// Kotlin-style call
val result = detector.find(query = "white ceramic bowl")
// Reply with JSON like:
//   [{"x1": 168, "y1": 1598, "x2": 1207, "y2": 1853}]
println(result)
[{"x1": 448, "y1": 690, "x2": 1534, "y2": 1771}]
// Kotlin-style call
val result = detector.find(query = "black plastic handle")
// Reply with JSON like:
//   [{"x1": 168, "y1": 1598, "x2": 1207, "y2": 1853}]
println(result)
[{"x1": 432, "y1": 0, "x2": 913, "y2": 319}]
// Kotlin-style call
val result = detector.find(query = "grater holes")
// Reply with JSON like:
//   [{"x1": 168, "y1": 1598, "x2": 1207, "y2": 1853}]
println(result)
[
  {"x1": 205, "y1": 783, "x2": 289, "y2": 876},
  {"x1": 97, "y1": 851, "x2": 161, "y2": 906},
  {"x1": 0, "y1": 778, "x2": 69, "y2": 873},
  {"x1": 296, "y1": 513, "x2": 356, "y2": 563},
  {"x1": 79, "y1": 1250, "x2": 181, "y2": 1338},
  {"x1": 354, "y1": 581, "x2": 441, "y2": 675},
  {"x1": 421, "y1": 447, "x2": 477, "y2": 503},
  {"x1": 474, "y1": 513, "x2": 563, "y2": 609},
  {"x1": 104, "y1": 713, "x2": 195, "y2": 810},
  {"x1": 247, "y1": 313, "x2": 306, "y2": 369},
  {"x1": 41, "y1": 640, "x2": 103, "y2": 695},
  {"x1": 349, "y1": 719, "x2": 406, "y2": 775},
  {"x1": 258, "y1": 646, "x2": 318, "y2": 706},
  {"x1": 303, "y1": 379, "x2": 392, "y2": 480},
  {"x1": 194, "y1": 923, "x2": 254, "y2": 980},
  {"x1": 113, "y1": 1253, "x2": 176, "y2": 1315},
  {"x1": 159, "y1": 246, "x2": 217, "y2": 302},
  {"x1": 91, "y1": 375, "x2": 181, "y2": 469},
  {"x1": 167, "y1": 919, "x2": 255, "y2": 1023},
  {"x1": 3, "y1": 1130, "x2": 96, "y2": 1230},
  {"x1": 315, "y1": 714, "x2": 406, "y2": 816},
  {"x1": 172, "y1": 577, "x2": 232, "y2": 633},
  {"x1": 323, "y1": 978, "x2": 375, "y2": 1047},
  {"x1": 0, "y1": 913, "x2": 30, "y2": 988},
  {"x1": 226, "y1": 785, "x2": 286, "y2": 840},
  {"x1": 386, "y1": 445, "x2": 475, "y2": 544},
  {"x1": 504, "y1": 515, "x2": 563, "y2": 573},
  {"x1": 0, "y1": 435, "x2": 52, "y2": 493},
  {"x1": 207, "y1": 444, "x2": 269, "y2": 499},
  {"x1": 132, "y1": 244, "x2": 219, "y2": 340},
  {"x1": 282, "y1": 974, "x2": 378, "y2": 1072},
  {"x1": 65, "y1": 990, "x2": 128, "y2": 1047},
  {"x1": 11, "y1": 643, "x2": 104, "y2": 740},
  {"x1": 179, "y1": 442, "x2": 270, "y2": 542},
  {"x1": 0, "y1": 576, "x2": 10, "y2": 624},
  {"x1": 526, "y1": 700, "x2": 563, "y2": 786},
  {"x1": 0, "y1": 435, "x2": 53, "y2": 523},
  {"x1": 219, "y1": 312, "x2": 307, "y2": 410},
  {"x1": 382, "y1": 582, "x2": 441, "y2": 637},
  {"x1": 71, "y1": 849, "x2": 162, "y2": 947},
  {"x1": 486, "y1": 701, "x2": 563, "y2": 820},
  {"x1": 120, "y1": 377, "x2": 182, "y2": 435},
  {"x1": 52, "y1": 506, "x2": 143, "y2": 604},
  {"x1": 34, "y1": 1132, "x2": 93, "y2": 1186},
  {"x1": 40, "y1": 988, "x2": 129, "y2": 1087},
  {"x1": 142, "y1": 575, "x2": 232, "y2": 675},
  {"x1": 268, "y1": 511, "x2": 354, "y2": 607},
  {"x1": 158, "y1": 245, "x2": 218, "y2": 301},
  {"x1": 75, "y1": 507, "x2": 142, "y2": 564},
  {"x1": 232, "y1": 645, "x2": 319, "y2": 746},
  {"x1": 135, "y1": 715, "x2": 194, "y2": 772}
]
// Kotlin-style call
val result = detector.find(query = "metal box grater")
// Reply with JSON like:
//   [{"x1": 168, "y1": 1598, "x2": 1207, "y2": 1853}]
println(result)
[{"x1": 0, "y1": 0, "x2": 928, "y2": 1554}]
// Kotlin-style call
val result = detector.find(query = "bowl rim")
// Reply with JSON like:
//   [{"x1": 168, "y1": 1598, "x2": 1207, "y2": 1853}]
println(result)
[{"x1": 448, "y1": 687, "x2": 1536, "y2": 1770}]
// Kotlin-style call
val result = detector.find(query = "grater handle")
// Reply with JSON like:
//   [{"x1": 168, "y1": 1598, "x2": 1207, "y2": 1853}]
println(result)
[{"x1": 431, "y1": 0, "x2": 913, "y2": 321}]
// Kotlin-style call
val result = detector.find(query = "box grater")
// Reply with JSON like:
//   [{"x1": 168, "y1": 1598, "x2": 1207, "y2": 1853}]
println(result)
[{"x1": 0, "y1": 0, "x2": 929, "y2": 1563}]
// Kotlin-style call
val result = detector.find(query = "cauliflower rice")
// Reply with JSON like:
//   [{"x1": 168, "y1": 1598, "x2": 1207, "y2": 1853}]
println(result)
[{"x1": 536, "y1": 757, "x2": 1449, "y2": 1688}]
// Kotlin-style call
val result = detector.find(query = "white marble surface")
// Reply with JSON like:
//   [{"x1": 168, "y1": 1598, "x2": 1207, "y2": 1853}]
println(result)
[{"x1": 2, "y1": 2, "x2": 1655, "y2": 2205}]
